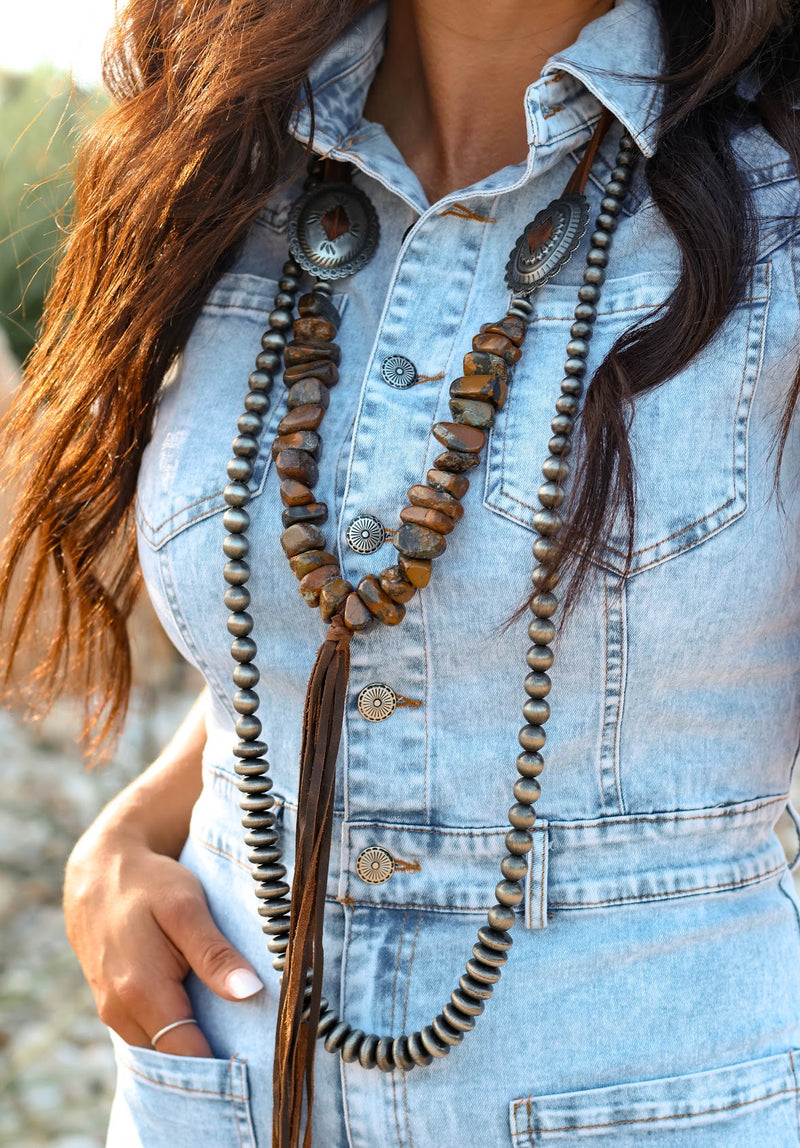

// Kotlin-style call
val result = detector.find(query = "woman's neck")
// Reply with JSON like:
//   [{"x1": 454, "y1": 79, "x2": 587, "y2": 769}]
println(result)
[{"x1": 362, "y1": 0, "x2": 614, "y2": 204}]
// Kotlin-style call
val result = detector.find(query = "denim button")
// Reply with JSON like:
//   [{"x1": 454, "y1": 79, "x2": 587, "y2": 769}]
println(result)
[
  {"x1": 381, "y1": 355, "x2": 417, "y2": 389},
  {"x1": 357, "y1": 683, "x2": 397, "y2": 721},
  {"x1": 346, "y1": 515, "x2": 385, "y2": 553},
  {"x1": 355, "y1": 846, "x2": 395, "y2": 884}
]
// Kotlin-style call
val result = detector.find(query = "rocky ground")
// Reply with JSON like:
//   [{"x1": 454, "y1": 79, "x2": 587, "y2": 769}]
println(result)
[{"x1": 1, "y1": 681, "x2": 799, "y2": 1147}]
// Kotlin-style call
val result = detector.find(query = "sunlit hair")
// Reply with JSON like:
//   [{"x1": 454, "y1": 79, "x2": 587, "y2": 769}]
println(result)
[{"x1": 0, "y1": 0, "x2": 798, "y2": 762}]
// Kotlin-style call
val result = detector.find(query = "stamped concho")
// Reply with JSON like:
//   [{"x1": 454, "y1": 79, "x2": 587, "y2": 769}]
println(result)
[
  {"x1": 288, "y1": 182, "x2": 380, "y2": 280},
  {"x1": 505, "y1": 192, "x2": 590, "y2": 295}
]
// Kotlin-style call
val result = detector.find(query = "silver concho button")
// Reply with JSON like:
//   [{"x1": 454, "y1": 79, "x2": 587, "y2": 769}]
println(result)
[
  {"x1": 355, "y1": 846, "x2": 395, "y2": 885},
  {"x1": 288, "y1": 182, "x2": 380, "y2": 280},
  {"x1": 380, "y1": 355, "x2": 417, "y2": 389},
  {"x1": 505, "y1": 192, "x2": 590, "y2": 295},
  {"x1": 357, "y1": 683, "x2": 397, "y2": 722},
  {"x1": 346, "y1": 515, "x2": 385, "y2": 554}
]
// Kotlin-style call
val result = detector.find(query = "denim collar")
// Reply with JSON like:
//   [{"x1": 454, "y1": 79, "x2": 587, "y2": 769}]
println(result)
[{"x1": 288, "y1": 0, "x2": 664, "y2": 212}]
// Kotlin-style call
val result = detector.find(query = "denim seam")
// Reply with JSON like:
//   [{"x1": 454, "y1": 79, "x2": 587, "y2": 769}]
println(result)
[
  {"x1": 339, "y1": 903, "x2": 357, "y2": 1148},
  {"x1": 511, "y1": 1083, "x2": 800, "y2": 1136},
  {"x1": 401, "y1": 913, "x2": 423, "y2": 1148},
  {"x1": 599, "y1": 573, "x2": 626, "y2": 815},
  {"x1": 159, "y1": 545, "x2": 230, "y2": 710},
  {"x1": 389, "y1": 908, "x2": 408, "y2": 1147},
  {"x1": 790, "y1": 1050, "x2": 800, "y2": 1139},
  {"x1": 115, "y1": 1054, "x2": 248, "y2": 1100},
  {"x1": 547, "y1": 859, "x2": 786, "y2": 907}
]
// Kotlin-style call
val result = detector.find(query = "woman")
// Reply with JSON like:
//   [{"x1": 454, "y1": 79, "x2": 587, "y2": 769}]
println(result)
[{"x1": 3, "y1": 0, "x2": 800, "y2": 1143}]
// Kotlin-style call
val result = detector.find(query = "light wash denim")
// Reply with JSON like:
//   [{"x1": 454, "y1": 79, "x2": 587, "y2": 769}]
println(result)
[{"x1": 108, "y1": 0, "x2": 800, "y2": 1143}]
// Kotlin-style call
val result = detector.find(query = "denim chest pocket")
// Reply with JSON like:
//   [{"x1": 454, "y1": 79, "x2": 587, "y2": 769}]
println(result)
[
  {"x1": 510, "y1": 1049, "x2": 800, "y2": 1146},
  {"x1": 135, "y1": 272, "x2": 345, "y2": 550},
  {"x1": 483, "y1": 263, "x2": 770, "y2": 575}
]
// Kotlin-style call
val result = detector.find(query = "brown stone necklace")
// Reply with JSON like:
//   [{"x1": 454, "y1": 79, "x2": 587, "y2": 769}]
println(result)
[{"x1": 221, "y1": 108, "x2": 634, "y2": 1148}]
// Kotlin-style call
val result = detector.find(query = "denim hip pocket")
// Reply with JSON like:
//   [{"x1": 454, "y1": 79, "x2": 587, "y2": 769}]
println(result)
[
  {"x1": 510, "y1": 1049, "x2": 800, "y2": 1146},
  {"x1": 106, "y1": 1030, "x2": 256, "y2": 1148}
]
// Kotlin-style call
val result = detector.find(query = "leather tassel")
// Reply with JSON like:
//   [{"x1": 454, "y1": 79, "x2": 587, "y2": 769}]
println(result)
[{"x1": 273, "y1": 614, "x2": 353, "y2": 1148}]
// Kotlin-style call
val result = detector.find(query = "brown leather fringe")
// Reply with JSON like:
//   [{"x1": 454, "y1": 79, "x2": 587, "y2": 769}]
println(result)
[{"x1": 273, "y1": 614, "x2": 353, "y2": 1148}]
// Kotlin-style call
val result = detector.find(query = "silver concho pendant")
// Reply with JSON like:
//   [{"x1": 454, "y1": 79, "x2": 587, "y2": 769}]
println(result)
[
  {"x1": 287, "y1": 182, "x2": 380, "y2": 280},
  {"x1": 504, "y1": 192, "x2": 590, "y2": 295}
]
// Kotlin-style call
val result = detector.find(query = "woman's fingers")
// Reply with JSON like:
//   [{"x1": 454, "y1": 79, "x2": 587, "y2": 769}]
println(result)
[{"x1": 151, "y1": 877, "x2": 264, "y2": 1004}]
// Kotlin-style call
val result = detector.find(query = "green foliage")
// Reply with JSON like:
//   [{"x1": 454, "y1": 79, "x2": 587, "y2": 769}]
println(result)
[{"x1": 0, "y1": 68, "x2": 106, "y2": 365}]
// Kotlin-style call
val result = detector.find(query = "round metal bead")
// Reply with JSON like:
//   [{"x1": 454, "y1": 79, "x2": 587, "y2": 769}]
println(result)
[
  {"x1": 541, "y1": 456, "x2": 570, "y2": 484},
  {"x1": 532, "y1": 508, "x2": 562, "y2": 536},
  {"x1": 274, "y1": 291, "x2": 294, "y2": 309},
  {"x1": 261, "y1": 329, "x2": 286, "y2": 351},
  {"x1": 561, "y1": 375, "x2": 584, "y2": 396},
  {"x1": 548, "y1": 433, "x2": 572, "y2": 455},
  {"x1": 526, "y1": 644, "x2": 554, "y2": 671},
  {"x1": 256, "y1": 349, "x2": 281, "y2": 372},
  {"x1": 531, "y1": 565, "x2": 558, "y2": 591},
  {"x1": 509, "y1": 295, "x2": 533, "y2": 316},
  {"x1": 279, "y1": 275, "x2": 299, "y2": 292},
  {"x1": 487, "y1": 903, "x2": 516, "y2": 932},
  {"x1": 268, "y1": 308, "x2": 293, "y2": 331},
  {"x1": 563, "y1": 356, "x2": 586, "y2": 377},
  {"x1": 501, "y1": 853, "x2": 528, "y2": 882},
  {"x1": 233, "y1": 662, "x2": 260, "y2": 688},
  {"x1": 566, "y1": 338, "x2": 589, "y2": 359},
  {"x1": 532, "y1": 536, "x2": 560, "y2": 564},
  {"x1": 233, "y1": 688, "x2": 259, "y2": 715},
  {"x1": 459, "y1": 972, "x2": 494, "y2": 1001},
  {"x1": 516, "y1": 751, "x2": 544, "y2": 777},
  {"x1": 358, "y1": 1034, "x2": 379, "y2": 1070},
  {"x1": 590, "y1": 229, "x2": 611, "y2": 249},
  {"x1": 392, "y1": 1035, "x2": 415, "y2": 1071},
  {"x1": 528, "y1": 617, "x2": 555, "y2": 643},
  {"x1": 600, "y1": 195, "x2": 622, "y2": 216},
  {"x1": 341, "y1": 1028, "x2": 366, "y2": 1063},
  {"x1": 556, "y1": 394, "x2": 579, "y2": 417},
  {"x1": 523, "y1": 697, "x2": 551, "y2": 725},
  {"x1": 324, "y1": 1020, "x2": 351, "y2": 1053},
  {"x1": 505, "y1": 827, "x2": 534, "y2": 854},
  {"x1": 223, "y1": 533, "x2": 249, "y2": 559},
  {"x1": 223, "y1": 507, "x2": 250, "y2": 534},
  {"x1": 595, "y1": 211, "x2": 618, "y2": 233},
  {"x1": 530, "y1": 591, "x2": 558, "y2": 618},
  {"x1": 227, "y1": 611, "x2": 254, "y2": 637},
  {"x1": 431, "y1": 1014, "x2": 464, "y2": 1046},
  {"x1": 450, "y1": 989, "x2": 485, "y2": 1018},
  {"x1": 237, "y1": 411, "x2": 263, "y2": 436},
  {"x1": 230, "y1": 637, "x2": 257, "y2": 663},
  {"x1": 570, "y1": 319, "x2": 592, "y2": 339},
  {"x1": 224, "y1": 482, "x2": 250, "y2": 508},
  {"x1": 420, "y1": 1025, "x2": 450, "y2": 1059},
  {"x1": 283, "y1": 257, "x2": 302, "y2": 276},
  {"x1": 314, "y1": 281, "x2": 333, "y2": 296},
  {"x1": 375, "y1": 1036, "x2": 395, "y2": 1072},
  {"x1": 227, "y1": 460, "x2": 253, "y2": 486},
  {"x1": 514, "y1": 777, "x2": 542, "y2": 804},
  {"x1": 551, "y1": 414, "x2": 574, "y2": 436},
  {"x1": 574, "y1": 300, "x2": 597, "y2": 321},
  {"x1": 407, "y1": 1031, "x2": 434, "y2": 1066},
  {"x1": 508, "y1": 801, "x2": 537, "y2": 829},
  {"x1": 245, "y1": 389, "x2": 270, "y2": 413},
  {"x1": 442, "y1": 1002, "x2": 476, "y2": 1033},
  {"x1": 266, "y1": 934, "x2": 289, "y2": 954},
  {"x1": 232, "y1": 434, "x2": 259, "y2": 458},
  {"x1": 587, "y1": 247, "x2": 609, "y2": 268},
  {"x1": 537, "y1": 481, "x2": 564, "y2": 509},
  {"x1": 605, "y1": 179, "x2": 627, "y2": 198},
  {"x1": 494, "y1": 880, "x2": 524, "y2": 908},
  {"x1": 224, "y1": 585, "x2": 250, "y2": 611},
  {"x1": 524, "y1": 671, "x2": 551, "y2": 698},
  {"x1": 247, "y1": 369, "x2": 273, "y2": 392},
  {"x1": 225, "y1": 560, "x2": 251, "y2": 586},
  {"x1": 578, "y1": 282, "x2": 600, "y2": 303}
]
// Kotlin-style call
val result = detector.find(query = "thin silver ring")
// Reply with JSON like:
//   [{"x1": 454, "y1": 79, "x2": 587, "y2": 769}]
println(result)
[{"x1": 151, "y1": 1018, "x2": 199, "y2": 1048}]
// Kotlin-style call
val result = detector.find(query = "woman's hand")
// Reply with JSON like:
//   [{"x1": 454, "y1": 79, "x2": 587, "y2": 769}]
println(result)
[
  {"x1": 63, "y1": 687, "x2": 263, "y2": 1056},
  {"x1": 64, "y1": 823, "x2": 263, "y2": 1056}
]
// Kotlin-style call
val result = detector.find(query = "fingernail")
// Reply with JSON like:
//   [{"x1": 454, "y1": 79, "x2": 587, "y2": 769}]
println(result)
[{"x1": 226, "y1": 968, "x2": 264, "y2": 999}]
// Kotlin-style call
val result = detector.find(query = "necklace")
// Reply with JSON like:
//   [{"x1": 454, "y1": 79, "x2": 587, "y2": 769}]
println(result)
[{"x1": 221, "y1": 111, "x2": 635, "y2": 1148}]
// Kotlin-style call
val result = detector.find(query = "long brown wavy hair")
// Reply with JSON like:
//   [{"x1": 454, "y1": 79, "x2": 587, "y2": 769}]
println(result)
[{"x1": 0, "y1": 0, "x2": 798, "y2": 763}]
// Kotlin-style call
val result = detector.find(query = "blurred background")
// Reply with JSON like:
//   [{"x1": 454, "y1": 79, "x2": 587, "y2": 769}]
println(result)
[
  {"x1": 0, "y1": 4, "x2": 202, "y2": 1144},
  {"x1": 1, "y1": 6, "x2": 800, "y2": 1147}
]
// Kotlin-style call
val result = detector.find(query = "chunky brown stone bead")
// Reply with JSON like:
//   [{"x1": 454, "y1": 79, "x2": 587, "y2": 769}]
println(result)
[
  {"x1": 271, "y1": 431, "x2": 320, "y2": 460},
  {"x1": 400, "y1": 505, "x2": 455, "y2": 535},
  {"x1": 379, "y1": 565, "x2": 416, "y2": 604},
  {"x1": 297, "y1": 292, "x2": 340, "y2": 331},
  {"x1": 299, "y1": 564, "x2": 340, "y2": 606},
  {"x1": 427, "y1": 469, "x2": 470, "y2": 498},
  {"x1": 281, "y1": 522, "x2": 326, "y2": 558},
  {"x1": 449, "y1": 374, "x2": 508, "y2": 409},
  {"x1": 449, "y1": 398, "x2": 495, "y2": 428},
  {"x1": 278, "y1": 404, "x2": 325, "y2": 434},
  {"x1": 399, "y1": 555, "x2": 432, "y2": 587},
  {"x1": 275, "y1": 449, "x2": 319, "y2": 485},
  {"x1": 357, "y1": 574, "x2": 406, "y2": 625},
  {"x1": 432, "y1": 421, "x2": 486, "y2": 454},
  {"x1": 343, "y1": 591, "x2": 374, "y2": 631},
  {"x1": 480, "y1": 316, "x2": 526, "y2": 346},
  {"x1": 463, "y1": 350, "x2": 509, "y2": 381},
  {"x1": 283, "y1": 361, "x2": 339, "y2": 386},
  {"x1": 280, "y1": 479, "x2": 314, "y2": 507},
  {"x1": 433, "y1": 450, "x2": 481, "y2": 474},
  {"x1": 289, "y1": 549, "x2": 339, "y2": 578},
  {"x1": 293, "y1": 317, "x2": 337, "y2": 342},
  {"x1": 319, "y1": 577, "x2": 353, "y2": 622},
  {"x1": 287, "y1": 379, "x2": 330, "y2": 411},
  {"x1": 408, "y1": 484, "x2": 463, "y2": 520},
  {"x1": 281, "y1": 502, "x2": 328, "y2": 528},
  {"x1": 472, "y1": 332, "x2": 522, "y2": 365},
  {"x1": 394, "y1": 523, "x2": 447, "y2": 559},
  {"x1": 283, "y1": 340, "x2": 341, "y2": 367}
]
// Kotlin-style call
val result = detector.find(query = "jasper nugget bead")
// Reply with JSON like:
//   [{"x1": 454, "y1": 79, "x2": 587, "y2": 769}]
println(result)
[
  {"x1": 394, "y1": 523, "x2": 447, "y2": 560},
  {"x1": 398, "y1": 555, "x2": 432, "y2": 587},
  {"x1": 427, "y1": 469, "x2": 469, "y2": 498},
  {"x1": 320, "y1": 577, "x2": 353, "y2": 622},
  {"x1": 343, "y1": 591, "x2": 374, "y2": 631},
  {"x1": 432, "y1": 421, "x2": 486, "y2": 454},
  {"x1": 407, "y1": 484, "x2": 463, "y2": 520},
  {"x1": 357, "y1": 574, "x2": 406, "y2": 625},
  {"x1": 280, "y1": 522, "x2": 325, "y2": 557},
  {"x1": 434, "y1": 450, "x2": 481, "y2": 474},
  {"x1": 379, "y1": 565, "x2": 416, "y2": 604},
  {"x1": 400, "y1": 505, "x2": 456, "y2": 535}
]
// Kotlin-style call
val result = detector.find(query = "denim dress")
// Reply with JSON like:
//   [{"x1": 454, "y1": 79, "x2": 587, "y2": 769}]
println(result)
[{"x1": 107, "y1": 0, "x2": 800, "y2": 1143}]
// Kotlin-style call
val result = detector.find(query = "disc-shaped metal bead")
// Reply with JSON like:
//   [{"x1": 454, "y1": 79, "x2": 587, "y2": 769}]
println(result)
[
  {"x1": 341, "y1": 1028, "x2": 366, "y2": 1063},
  {"x1": 324, "y1": 1020, "x2": 351, "y2": 1053},
  {"x1": 358, "y1": 1034, "x2": 379, "y2": 1069},
  {"x1": 346, "y1": 515, "x2": 385, "y2": 554},
  {"x1": 432, "y1": 1014, "x2": 464, "y2": 1046},
  {"x1": 420, "y1": 1024, "x2": 450, "y2": 1058},
  {"x1": 355, "y1": 846, "x2": 395, "y2": 885},
  {"x1": 442, "y1": 1002, "x2": 476, "y2": 1032},
  {"x1": 450, "y1": 988, "x2": 484, "y2": 1017},
  {"x1": 505, "y1": 193, "x2": 590, "y2": 293},
  {"x1": 465, "y1": 957, "x2": 501, "y2": 985},
  {"x1": 487, "y1": 903, "x2": 516, "y2": 932},
  {"x1": 392, "y1": 1035, "x2": 415, "y2": 1071},
  {"x1": 407, "y1": 1030, "x2": 434, "y2": 1066},
  {"x1": 375, "y1": 1036, "x2": 395, "y2": 1072},
  {"x1": 288, "y1": 182, "x2": 380, "y2": 279}
]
